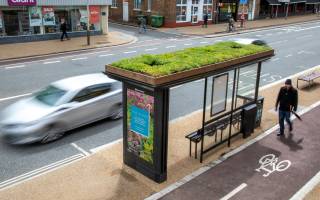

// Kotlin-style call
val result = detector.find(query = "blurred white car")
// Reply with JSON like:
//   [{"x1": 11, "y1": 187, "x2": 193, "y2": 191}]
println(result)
[
  {"x1": 0, "y1": 73, "x2": 122, "y2": 144},
  {"x1": 233, "y1": 38, "x2": 268, "y2": 46}
]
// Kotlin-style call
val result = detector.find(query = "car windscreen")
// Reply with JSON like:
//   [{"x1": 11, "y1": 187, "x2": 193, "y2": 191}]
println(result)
[{"x1": 35, "y1": 85, "x2": 67, "y2": 106}]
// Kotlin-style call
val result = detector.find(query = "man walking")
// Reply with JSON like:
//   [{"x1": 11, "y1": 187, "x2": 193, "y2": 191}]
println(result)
[
  {"x1": 275, "y1": 79, "x2": 298, "y2": 136},
  {"x1": 203, "y1": 13, "x2": 208, "y2": 28},
  {"x1": 60, "y1": 19, "x2": 69, "y2": 41}
]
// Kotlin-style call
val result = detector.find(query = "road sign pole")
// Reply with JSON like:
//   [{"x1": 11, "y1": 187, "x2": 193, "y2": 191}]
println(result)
[{"x1": 285, "y1": 2, "x2": 289, "y2": 19}]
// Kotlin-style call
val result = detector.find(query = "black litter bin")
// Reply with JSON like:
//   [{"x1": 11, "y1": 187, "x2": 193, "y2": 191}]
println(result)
[{"x1": 241, "y1": 104, "x2": 257, "y2": 138}]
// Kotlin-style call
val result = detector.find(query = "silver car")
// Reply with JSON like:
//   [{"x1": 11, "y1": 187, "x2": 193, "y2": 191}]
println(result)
[{"x1": 0, "y1": 73, "x2": 122, "y2": 145}]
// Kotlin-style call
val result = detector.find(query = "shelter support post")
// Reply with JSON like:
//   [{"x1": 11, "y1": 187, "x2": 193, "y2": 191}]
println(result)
[
  {"x1": 254, "y1": 62, "x2": 262, "y2": 101},
  {"x1": 200, "y1": 78, "x2": 208, "y2": 163},
  {"x1": 228, "y1": 69, "x2": 238, "y2": 147}
]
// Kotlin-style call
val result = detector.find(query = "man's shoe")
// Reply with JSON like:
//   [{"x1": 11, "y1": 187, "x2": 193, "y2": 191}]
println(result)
[
  {"x1": 277, "y1": 133, "x2": 284, "y2": 136},
  {"x1": 289, "y1": 126, "x2": 293, "y2": 132}
]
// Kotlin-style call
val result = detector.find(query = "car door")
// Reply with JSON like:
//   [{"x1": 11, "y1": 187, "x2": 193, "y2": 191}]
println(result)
[{"x1": 59, "y1": 83, "x2": 113, "y2": 130}]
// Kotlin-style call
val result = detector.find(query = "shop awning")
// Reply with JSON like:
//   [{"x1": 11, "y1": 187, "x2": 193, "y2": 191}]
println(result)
[
  {"x1": 306, "y1": 0, "x2": 320, "y2": 4},
  {"x1": 266, "y1": 0, "x2": 281, "y2": 5}
]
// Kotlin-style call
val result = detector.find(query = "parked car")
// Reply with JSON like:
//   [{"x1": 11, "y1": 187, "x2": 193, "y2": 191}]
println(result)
[
  {"x1": 0, "y1": 73, "x2": 122, "y2": 145},
  {"x1": 233, "y1": 38, "x2": 268, "y2": 46}
]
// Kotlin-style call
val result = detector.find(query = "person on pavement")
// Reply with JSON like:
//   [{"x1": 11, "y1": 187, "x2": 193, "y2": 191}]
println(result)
[
  {"x1": 138, "y1": 17, "x2": 147, "y2": 34},
  {"x1": 275, "y1": 79, "x2": 298, "y2": 136},
  {"x1": 203, "y1": 14, "x2": 208, "y2": 28},
  {"x1": 60, "y1": 19, "x2": 69, "y2": 41}
]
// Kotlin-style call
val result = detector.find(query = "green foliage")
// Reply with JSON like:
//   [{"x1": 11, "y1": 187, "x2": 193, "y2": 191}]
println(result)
[{"x1": 111, "y1": 42, "x2": 271, "y2": 77}]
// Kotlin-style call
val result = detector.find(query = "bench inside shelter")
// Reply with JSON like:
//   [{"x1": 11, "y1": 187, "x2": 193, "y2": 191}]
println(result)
[{"x1": 297, "y1": 70, "x2": 320, "y2": 89}]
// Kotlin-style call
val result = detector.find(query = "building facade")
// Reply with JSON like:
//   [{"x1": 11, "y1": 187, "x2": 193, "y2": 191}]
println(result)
[
  {"x1": 0, "y1": 0, "x2": 111, "y2": 42},
  {"x1": 109, "y1": 0, "x2": 256, "y2": 27},
  {"x1": 109, "y1": 0, "x2": 319, "y2": 27}
]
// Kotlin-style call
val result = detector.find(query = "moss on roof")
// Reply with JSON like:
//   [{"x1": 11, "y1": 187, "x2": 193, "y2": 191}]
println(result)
[{"x1": 111, "y1": 42, "x2": 272, "y2": 77}]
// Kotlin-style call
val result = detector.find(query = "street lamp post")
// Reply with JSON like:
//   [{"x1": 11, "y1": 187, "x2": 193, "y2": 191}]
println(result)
[
  {"x1": 87, "y1": 2, "x2": 90, "y2": 45},
  {"x1": 285, "y1": 0, "x2": 290, "y2": 19}
]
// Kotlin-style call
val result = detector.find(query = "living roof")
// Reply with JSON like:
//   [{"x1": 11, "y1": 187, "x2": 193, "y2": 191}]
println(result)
[{"x1": 111, "y1": 42, "x2": 272, "y2": 77}]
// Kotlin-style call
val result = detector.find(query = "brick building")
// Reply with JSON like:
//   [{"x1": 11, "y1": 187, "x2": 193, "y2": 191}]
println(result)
[
  {"x1": 109, "y1": 0, "x2": 320, "y2": 28},
  {"x1": 109, "y1": 0, "x2": 246, "y2": 27}
]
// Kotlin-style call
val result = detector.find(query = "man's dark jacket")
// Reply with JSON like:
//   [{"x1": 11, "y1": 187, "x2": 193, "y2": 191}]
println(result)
[
  {"x1": 276, "y1": 86, "x2": 298, "y2": 112},
  {"x1": 60, "y1": 22, "x2": 67, "y2": 32}
]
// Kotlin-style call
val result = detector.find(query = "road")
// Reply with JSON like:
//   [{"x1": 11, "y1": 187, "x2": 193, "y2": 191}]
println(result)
[{"x1": 0, "y1": 21, "x2": 319, "y2": 188}]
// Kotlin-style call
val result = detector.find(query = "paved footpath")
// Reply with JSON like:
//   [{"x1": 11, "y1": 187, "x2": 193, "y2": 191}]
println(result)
[{"x1": 159, "y1": 105, "x2": 320, "y2": 200}]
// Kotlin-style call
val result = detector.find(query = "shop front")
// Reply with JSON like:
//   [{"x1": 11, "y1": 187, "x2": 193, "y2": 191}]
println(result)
[
  {"x1": 176, "y1": 0, "x2": 214, "y2": 26},
  {"x1": 0, "y1": 0, "x2": 111, "y2": 43}
]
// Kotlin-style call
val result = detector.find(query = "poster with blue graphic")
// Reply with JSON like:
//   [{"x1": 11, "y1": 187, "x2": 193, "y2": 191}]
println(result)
[
  {"x1": 240, "y1": 0, "x2": 248, "y2": 4},
  {"x1": 127, "y1": 89, "x2": 154, "y2": 164},
  {"x1": 130, "y1": 105, "x2": 150, "y2": 137}
]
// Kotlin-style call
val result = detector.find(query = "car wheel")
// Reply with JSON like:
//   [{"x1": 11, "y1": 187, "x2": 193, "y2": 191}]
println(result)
[
  {"x1": 110, "y1": 107, "x2": 123, "y2": 120},
  {"x1": 41, "y1": 124, "x2": 65, "y2": 144}
]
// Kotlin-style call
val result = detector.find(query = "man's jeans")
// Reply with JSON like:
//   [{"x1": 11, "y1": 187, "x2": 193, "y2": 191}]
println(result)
[{"x1": 279, "y1": 110, "x2": 292, "y2": 134}]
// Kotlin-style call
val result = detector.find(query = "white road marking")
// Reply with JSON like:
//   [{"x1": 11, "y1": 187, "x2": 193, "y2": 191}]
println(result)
[
  {"x1": 290, "y1": 170, "x2": 320, "y2": 200},
  {"x1": 184, "y1": 43, "x2": 193, "y2": 46},
  {"x1": 166, "y1": 46, "x2": 176, "y2": 48},
  {"x1": 220, "y1": 183, "x2": 248, "y2": 200},
  {"x1": 71, "y1": 143, "x2": 91, "y2": 156},
  {"x1": 43, "y1": 60, "x2": 61, "y2": 64},
  {"x1": 200, "y1": 41, "x2": 209, "y2": 44},
  {"x1": 238, "y1": 84, "x2": 254, "y2": 91},
  {"x1": 71, "y1": 57, "x2": 88, "y2": 61},
  {"x1": 216, "y1": 39, "x2": 223, "y2": 42},
  {"x1": 123, "y1": 51, "x2": 137, "y2": 54},
  {"x1": 297, "y1": 51, "x2": 304, "y2": 54},
  {"x1": 240, "y1": 70, "x2": 255, "y2": 75},
  {"x1": 98, "y1": 53, "x2": 114, "y2": 57},
  {"x1": 271, "y1": 58, "x2": 280, "y2": 62},
  {"x1": 266, "y1": 33, "x2": 273, "y2": 36},
  {"x1": 285, "y1": 54, "x2": 293, "y2": 58},
  {"x1": 298, "y1": 35, "x2": 313, "y2": 39},
  {"x1": 90, "y1": 139, "x2": 123, "y2": 153},
  {"x1": 0, "y1": 154, "x2": 84, "y2": 190},
  {"x1": 0, "y1": 93, "x2": 32, "y2": 102},
  {"x1": 145, "y1": 48, "x2": 158, "y2": 51},
  {"x1": 255, "y1": 154, "x2": 291, "y2": 177},
  {"x1": 195, "y1": 79, "x2": 204, "y2": 83},
  {"x1": 5, "y1": 65, "x2": 26, "y2": 69},
  {"x1": 259, "y1": 73, "x2": 270, "y2": 78}
]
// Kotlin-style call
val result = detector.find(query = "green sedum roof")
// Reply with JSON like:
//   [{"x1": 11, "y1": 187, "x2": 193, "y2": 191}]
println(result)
[{"x1": 111, "y1": 42, "x2": 272, "y2": 77}]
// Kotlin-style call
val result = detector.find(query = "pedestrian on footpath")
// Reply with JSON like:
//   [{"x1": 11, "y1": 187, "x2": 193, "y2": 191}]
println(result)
[
  {"x1": 240, "y1": 13, "x2": 245, "y2": 28},
  {"x1": 275, "y1": 79, "x2": 298, "y2": 136},
  {"x1": 138, "y1": 17, "x2": 147, "y2": 34},
  {"x1": 60, "y1": 19, "x2": 69, "y2": 41},
  {"x1": 203, "y1": 13, "x2": 208, "y2": 28}
]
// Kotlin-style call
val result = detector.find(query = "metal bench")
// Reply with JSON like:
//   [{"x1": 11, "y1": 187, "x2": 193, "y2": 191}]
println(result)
[
  {"x1": 297, "y1": 71, "x2": 320, "y2": 89},
  {"x1": 186, "y1": 112, "x2": 242, "y2": 159}
]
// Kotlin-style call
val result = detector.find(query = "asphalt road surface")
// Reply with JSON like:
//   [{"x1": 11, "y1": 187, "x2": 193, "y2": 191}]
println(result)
[{"x1": 0, "y1": 21, "x2": 320, "y2": 188}]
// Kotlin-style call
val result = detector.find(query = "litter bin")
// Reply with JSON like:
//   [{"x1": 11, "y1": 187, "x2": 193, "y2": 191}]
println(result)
[
  {"x1": 241, "y1": 104, "x2": 257, "y2": 138},
  {"x1": 255, "y1": 97, "x2": 264, "y2": 128},
  {"x1": 151, "y1": 15, "x2": 164, "y2": 27}
]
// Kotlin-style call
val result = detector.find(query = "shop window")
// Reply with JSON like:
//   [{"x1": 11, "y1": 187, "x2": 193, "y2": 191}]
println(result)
[
  {"x1": 112, "y1": 0, "x2": 118, "y2": 8},
  {"x1": 203, "y1": 0, "x2": 213, "y2": 19},
  {"x1": 192, "y1": 0, "x2": 200, "y2": 4},
  {"x1": 134, "y1": 0, "x2": 142, "y2": 10},
  {"x1": 176, "y1": 0, "x2": 187, "y2": 22}
]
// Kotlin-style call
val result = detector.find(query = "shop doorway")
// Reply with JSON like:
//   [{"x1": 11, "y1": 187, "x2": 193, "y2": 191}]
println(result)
[
  {"x1": 3, "y1": 11, "x2": 19, "y2": 36},
  {"x1": 123, "y1": 2, "x2": 129, "y2": 22},
  {"x1": 218, "y1": 2, "x2": 238, "y2": 22},
  {"x1": 191, "y1": 6, "x2": 199, "y2": 23},
  {"x1": 55, "y1": 10, "x2": 71, "y2": 31}
]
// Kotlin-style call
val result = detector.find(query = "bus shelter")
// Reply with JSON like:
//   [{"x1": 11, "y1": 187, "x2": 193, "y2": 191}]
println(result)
[{"x1": 105, "y1": 44, "x2": 274, "y2": 183}]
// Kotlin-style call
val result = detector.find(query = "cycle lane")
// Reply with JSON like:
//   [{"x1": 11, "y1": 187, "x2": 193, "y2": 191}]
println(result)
[{"x1": 159, "y1": 105, "x2": 320, "y2": 200}]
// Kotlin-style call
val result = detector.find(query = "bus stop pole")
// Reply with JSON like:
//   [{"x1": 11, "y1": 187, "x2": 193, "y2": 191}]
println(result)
[
  {"x1": 200, "y1": 78, "x2": 208, "y2": 163},
  {"x1": 87, "y1": 3, "x2": 90, "y2": 45}
]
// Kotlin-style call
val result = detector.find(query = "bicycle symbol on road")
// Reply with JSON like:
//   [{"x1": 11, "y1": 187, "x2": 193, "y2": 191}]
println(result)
[{"x1": 255, "y1": 154, "x2": 291, "y2": 177}]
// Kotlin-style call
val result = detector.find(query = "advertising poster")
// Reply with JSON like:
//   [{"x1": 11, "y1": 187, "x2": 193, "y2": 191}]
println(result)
[
  {"x1": 0, "y1": 11, "x2": 3, "y2": 29},
  {"x1": 79, "y1": 9, "x2": 88, "y2": 24},
  {"x1": 127, "y1": 89, "x2": 154, "y2": 164},
  {"x1": 29, "y1": 6, "x2": 42, "y2": 26},
  {"x1": 42, "y1": 7, "x2": 55, "y2": 26},
  {"x1": 89, "y1": 6, "x2": 100, "y2": 24}
]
